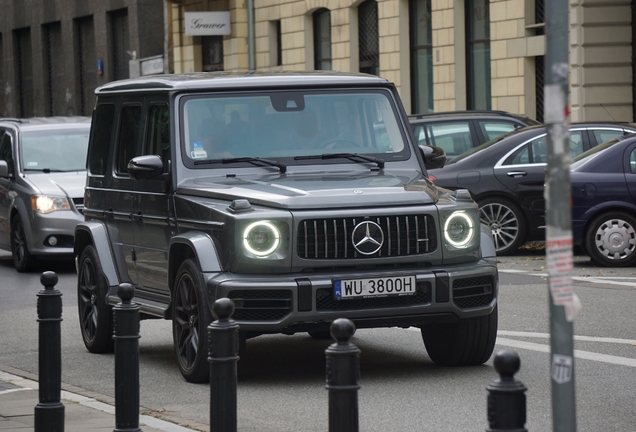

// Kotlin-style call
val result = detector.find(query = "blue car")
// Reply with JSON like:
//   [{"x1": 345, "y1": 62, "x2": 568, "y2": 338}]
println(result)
[{"x1": 571, "y1": 134, "x2": 636, "y2": 267}]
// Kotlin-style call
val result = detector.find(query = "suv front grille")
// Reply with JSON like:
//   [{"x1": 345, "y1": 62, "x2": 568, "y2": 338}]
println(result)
[
  {"x1": 297, "y1": 215, "x2": 436, "y2": 259},
  {"x1": 228, "y1": 289, "x2": 292, "y2": 321},
  {"x1": 316, "y1": 282, "x2": 431, "y2": 310},
  {"x1": 452, "y1": 276, "x2": 494, "y2": 309}
]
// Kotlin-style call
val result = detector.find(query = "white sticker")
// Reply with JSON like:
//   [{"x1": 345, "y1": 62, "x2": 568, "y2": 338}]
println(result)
[
  {"x1": 546, "y1": 236, "x2": 581, "y2": 321},
  {"x1": 551, "y1": 354, "x2": 573, "y2": 384},
  {"x1": 544, "y1": 84, "x2": 565, "y2": 123}
]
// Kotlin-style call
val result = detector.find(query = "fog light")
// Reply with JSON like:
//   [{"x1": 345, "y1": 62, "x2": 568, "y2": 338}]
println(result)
[{"x1": 48, "y1": 236, "x2": 58, "y2": 246}]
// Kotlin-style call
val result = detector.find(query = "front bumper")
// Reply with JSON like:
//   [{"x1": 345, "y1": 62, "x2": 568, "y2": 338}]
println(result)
[
  {"x1": 205, "y1": 259, "x2": 498, "y2": 334},
  {"x1": 27, "y1": 210, "x2": 84, "y2": 256}
]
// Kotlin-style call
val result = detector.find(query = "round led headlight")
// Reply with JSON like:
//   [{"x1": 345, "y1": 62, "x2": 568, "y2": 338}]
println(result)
[
  {"x1": 444, "y1": 211, "x2": 474, "y2": 247},
  {"x1": 243, "y1": 221, "x2": 280, "y2": 257}
]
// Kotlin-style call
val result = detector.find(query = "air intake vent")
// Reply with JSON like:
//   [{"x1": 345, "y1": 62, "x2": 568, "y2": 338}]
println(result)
[
  {"x1": 452, "y1": 276, "x2": 494, "y2": 309},
  {"x1": 227, "y1": 290, "x2": 292, "y2": 321}
]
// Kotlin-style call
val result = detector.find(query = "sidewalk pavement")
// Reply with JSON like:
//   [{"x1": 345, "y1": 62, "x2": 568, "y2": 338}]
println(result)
[{"x1": 0, "y1": 370, "x2": 205, "y2": 432}]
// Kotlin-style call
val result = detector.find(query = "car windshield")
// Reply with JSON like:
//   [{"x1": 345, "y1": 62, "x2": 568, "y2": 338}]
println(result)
[
  {"x1": 180, "y1": 90, "x2": 408, "y2": 167},
  {"x1": 570, "y1": 136, "x2": 621, "y2": 170},
  {"x1": 21, "y1": 129, "x2": 90, "y2": 172}
]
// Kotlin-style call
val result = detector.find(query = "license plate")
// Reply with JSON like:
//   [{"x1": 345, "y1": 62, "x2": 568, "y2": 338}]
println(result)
[{"x1": 334, "y1": 275, "x2": 416, "y2": 300}]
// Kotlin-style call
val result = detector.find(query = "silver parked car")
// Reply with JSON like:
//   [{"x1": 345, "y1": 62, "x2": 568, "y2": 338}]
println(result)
[{"x1": 0, "y1": 117, "x2": 91, "y2": 272}]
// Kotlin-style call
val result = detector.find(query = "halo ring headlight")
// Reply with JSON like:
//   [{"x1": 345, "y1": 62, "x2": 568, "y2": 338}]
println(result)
[
  {"x1": 444, "y1": 211, "x2": 474, "y2": 247},
  {"x1": 243, "y1": 221, "x2": 280, "y2": 257}
]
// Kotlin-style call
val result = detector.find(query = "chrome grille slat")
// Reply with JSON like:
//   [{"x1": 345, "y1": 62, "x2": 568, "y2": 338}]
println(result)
[{"x1": 297, "y1": 214, "x2": 436, "y2": 259}]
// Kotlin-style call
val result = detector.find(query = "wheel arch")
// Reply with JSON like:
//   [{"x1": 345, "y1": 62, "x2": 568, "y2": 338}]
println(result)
[
  {"x1": 10, "y1": 200, "x2": 33, "y2": 246},
  {"x1": 74, "y1": 222, "x2": 120, "y2": 287}
]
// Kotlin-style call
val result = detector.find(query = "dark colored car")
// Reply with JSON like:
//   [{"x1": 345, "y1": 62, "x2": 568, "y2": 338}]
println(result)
[
  {"x1": 0, "y1": 117, "x2": 91, "y2": 272},
  {"x1": 428, "y1": 123, "x2": 636, "y2": 255},
  {"x1": 408, "y1": 110, "x2": 540, "y2": 160},
  {"x1": 75, "y1": 71, "x2": 499, "y2": 383},
  {"x1": 571, "y1": 134, "x2": 636, "y2": 267}
]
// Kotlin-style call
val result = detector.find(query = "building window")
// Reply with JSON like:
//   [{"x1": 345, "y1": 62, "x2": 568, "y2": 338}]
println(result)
[
  {"x1": 358, "y1": 0, "x2": 379, "y2": 76},
  {"x1": 202, "y1": 36, "x2": 224, "y2": 71},
  {"x1": 535, "y1": 55, "x2": 544, "y2": 123},
  {"x1": 313, "y1": 9, "x2": 332, "y2": 70},
  {"x1": 409, "y1": 0, "x2": 433, "y2": 114},
  {"x1": 14, "y1": 27, "x2": 33, "y2": 118},
  {"x1": 109, "y1": 8, "x2": 130, "y2": 81},
  {"x1": 75, "y1": 16, "x2": 96, "y2": 116},
  {"x1": 276, "y1": 21, "x2": 282, "y2": 66},
  {"x1": 535, "y1": 0, "x2": 545, "y2": 36},
  {"x1": 466, "y1": 0, "x2": 491, "y2": 110},
  {"x1": 43, "y1": 22, "x2": 63, "y2": 116},
  {"x1": 0, "y1": 33, "x2": 5, "y2": 116}
]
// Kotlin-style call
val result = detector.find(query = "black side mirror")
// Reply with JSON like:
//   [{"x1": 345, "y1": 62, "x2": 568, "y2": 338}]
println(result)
[
  {"x1": 0, "y1": 160, "x2": 10, "y2": 178},
  {"x1": 127, "y1": 155, "x2": 165, "y2": 180},
  {"x1": 419, "y1": 145, "x2": 446, "y2": 170}
]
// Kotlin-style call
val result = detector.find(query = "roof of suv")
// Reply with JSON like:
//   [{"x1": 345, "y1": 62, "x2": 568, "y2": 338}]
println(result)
[
  {"x1": 95, "y1": 71, "x2": 390, "y2": 94},
  {"x1": 0, "y1": 116, "x2": 91, "y2": 131},
  {"x1": 408, "y1": 110, "x2": 540, "y2": 125}
]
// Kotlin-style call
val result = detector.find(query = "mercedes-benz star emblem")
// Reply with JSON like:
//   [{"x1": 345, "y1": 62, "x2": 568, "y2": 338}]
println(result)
[{"x1": 351, "y1": 221, "x2": 384, "y2": 255}]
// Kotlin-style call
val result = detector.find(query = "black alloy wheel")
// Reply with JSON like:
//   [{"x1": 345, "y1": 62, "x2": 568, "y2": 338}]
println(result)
[
  {"x1": 11, "y1": 216, "x2": 36, "y2": 272},
  {"x1": 77, "y1": 245, "x2": 114, "y2": 353},
  {"x1": 172, "y1": 259, "x2": 212, "y2": 383}
]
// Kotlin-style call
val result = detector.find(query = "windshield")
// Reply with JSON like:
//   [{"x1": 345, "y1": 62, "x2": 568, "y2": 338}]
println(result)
[
  {"x1": 180, "y1": 90, "x2": 409, "y2": 168},
  {"x1": 21, "y1": 129, "x2": 90, "y2": 172}
]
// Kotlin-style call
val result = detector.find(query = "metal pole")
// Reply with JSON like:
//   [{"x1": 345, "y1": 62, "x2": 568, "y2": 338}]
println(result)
[
  {"x1": 325, "y1": 318, "x2": 360, "y2": 432},
  {"x1": 544, "y1": 0, "x2": 579, "y2": 429},
  {"x1": 208, "y1": 298, "x2": 239, "y2": 432},
  {"x1": 113, "y1": 283, "x2": 141, "y2": 432},
  {"x1": 34, "y1": 271, "x2": 64, "y2": 432}
]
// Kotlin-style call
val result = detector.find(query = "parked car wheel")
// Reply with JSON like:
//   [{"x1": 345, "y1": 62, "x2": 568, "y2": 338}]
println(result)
[
  {"x1": 585, "y1": 212, "x2": 636, "y2": 267},
  {"x1": 77, "y1": 245, "x2": 114, "y2": 353},
  {"x1": 478, "y1": 198, "x2": 527, "y2": 255},
  {"x1": 172, "y1": 259, "x2": 212, "y2": 383},
  {"x1": 308, "y1": 330, "x2": 332, "y2": 340},
  {"x1": 421, "y1": 305, "x2": 497, "y2": 366},
  {"x1": 11, "y1": 216, "x2": 36, "y2": 272}
]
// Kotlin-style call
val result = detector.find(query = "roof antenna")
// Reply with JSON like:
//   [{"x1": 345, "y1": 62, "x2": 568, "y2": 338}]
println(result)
[{"x1": 600, "y1": 104, "x2": 617, "y2": 122}]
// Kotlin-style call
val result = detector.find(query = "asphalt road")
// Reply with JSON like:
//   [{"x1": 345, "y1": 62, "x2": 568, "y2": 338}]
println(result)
[{"x1": 1, "y1": 246, "x2": 635, "y2": 431}]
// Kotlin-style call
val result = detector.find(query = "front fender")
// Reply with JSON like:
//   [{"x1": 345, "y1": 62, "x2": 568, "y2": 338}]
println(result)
[{"x1": 74, "y1": 221, "x2": 120, "y2": 287}]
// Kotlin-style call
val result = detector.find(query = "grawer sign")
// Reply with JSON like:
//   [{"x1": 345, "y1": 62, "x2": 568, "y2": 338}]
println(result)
[{"x1": 184, "y1": 12, "x2": 231, "y2": 36}]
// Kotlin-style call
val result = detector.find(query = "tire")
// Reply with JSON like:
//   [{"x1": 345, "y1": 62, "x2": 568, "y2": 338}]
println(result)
[
  {"x1": 585, "y1": 211, "x2": 636, "y2": 267},
  {"x1": 77, "y1": 245, "x2": 114, "y2": 353},
  {"x1": 11, "y1": 215, "x2": 36, "y2": 272},
  {"x1": 478, "y1": 198, "x2": 527, "y2": 256},
  {"x1": 172, "y1": 259, "x2": 212, "y2": 383},
  {"x1": 308, "y1": 330, "x2": 332, "y2": 340},
  {"x1": 421, "y1": 305, "x2": 498, "y2": 366}
]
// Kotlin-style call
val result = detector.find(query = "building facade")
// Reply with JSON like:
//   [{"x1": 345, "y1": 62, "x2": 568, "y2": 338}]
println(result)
[
  {"x1": 0, "y1": 0, "x2": 165, "y2": 117},
  {"x1": 167, "y1": 0, "x2": 636, "y2": 121}
]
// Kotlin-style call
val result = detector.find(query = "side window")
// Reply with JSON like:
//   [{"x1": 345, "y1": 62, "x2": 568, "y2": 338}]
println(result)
[
  {"x1": 569, "y1": 130, "x2": 585, "y2": 158},
  {"x1": 478, "y1": 121, "x2": 518, "y2": 141},
  {"x1": 145, "y1": 104, "x2": 170, "y2": 172},
  {"x1": 116, "y1": 105, "x2": 142, "y2": 175},
  {"x1": 0, "y1": 132, "x2": 14, "y2": 176},
  {"x1": 413, "y1": 125, "x2": 427, "y2": 145},
  {"x1": 88, "y1": 104, "x2": 115, "y2": 175},
  {"x1": 504, "y1": 136, "x2": 546, "y2": 165},
  {"x1": 426, "y1": 122, "x2": 473, "y2": 158},
  {"x1": 592, "y1": 129, "x2": 624, "y2": 147}
]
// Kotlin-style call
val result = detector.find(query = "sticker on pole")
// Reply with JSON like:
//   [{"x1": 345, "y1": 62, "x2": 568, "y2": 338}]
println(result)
[
  {"x1": 551, "y1": 354, "x2": 573, "y2": 384},
  {"x1": 546, "y1": 236, "x2": 581, "y2": 321}
]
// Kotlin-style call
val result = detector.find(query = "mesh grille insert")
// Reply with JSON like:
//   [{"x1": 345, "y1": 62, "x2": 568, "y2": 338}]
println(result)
[{"x1": 227, "y1": 289, "x2": 292, "y2": 321}]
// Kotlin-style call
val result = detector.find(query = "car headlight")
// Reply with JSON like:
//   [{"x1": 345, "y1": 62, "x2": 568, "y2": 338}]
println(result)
[
  {"x1": 444, "y1": 211, "x2": 474, "y2": 247},
  {"x1": 32, "y1": 196, "x2": 71, "y2": 214},
  {"x1": 243, "y1": 221, "x2": 280, "y2": 257}
]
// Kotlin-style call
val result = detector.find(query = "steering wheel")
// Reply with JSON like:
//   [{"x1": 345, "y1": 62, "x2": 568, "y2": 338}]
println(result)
[{"x1": 322, "y1": 137, "x2": 362, "y2": 149}]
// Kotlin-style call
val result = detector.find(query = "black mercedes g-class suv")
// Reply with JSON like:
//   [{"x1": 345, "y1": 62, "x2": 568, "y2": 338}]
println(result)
[{"x1": 75, "y1": 71, "x2": 498, "y2": 382}]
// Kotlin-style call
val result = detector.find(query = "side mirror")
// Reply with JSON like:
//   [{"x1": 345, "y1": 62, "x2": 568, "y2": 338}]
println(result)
[
  {"x1": 0, "y1": 160, "x2": 9, "y2": 178},
  {"x1": 419, "y1": 145, "x2": 446, "y2": 170},
  {"x1": 127, "y1": 155, "x2": 164, "y2": 180}
]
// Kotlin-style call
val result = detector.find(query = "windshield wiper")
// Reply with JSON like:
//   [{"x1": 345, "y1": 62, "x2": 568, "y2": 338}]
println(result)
[
  {"x1": 194, "y1": 157, "x2": 287, "y2": 173},
  {"x1": 24, "y1": 168, "x2": 65, "y2": 173},
  {"x1": 294, "y1": 153, "x2": 385, "y2": 169}
]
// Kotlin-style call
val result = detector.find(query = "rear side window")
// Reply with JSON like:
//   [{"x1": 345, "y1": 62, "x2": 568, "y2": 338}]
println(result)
[
  {"x1": 426, "y1": 121, "x2": 473, "y2": 158},
  {"x1": 88, "y1": 104, "x2": 115, "y2": 175},
  {"x1": 478, "y1": 121, "x2": 518, "y2": 141},
  {"x1": 592, "y1": 129, "x2": 624, "y2": 147},
  {"x1": 116, "y1": 105, "x2": 142, "y2": 175}
]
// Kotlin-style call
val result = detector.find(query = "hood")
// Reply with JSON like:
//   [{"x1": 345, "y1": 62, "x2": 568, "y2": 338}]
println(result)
[
  {"x1": 26, "y1": 171, "x2": 87, "y2": 199},
  {"x1": 176, "y1": 170, "x2": 438, "y2": 210}
]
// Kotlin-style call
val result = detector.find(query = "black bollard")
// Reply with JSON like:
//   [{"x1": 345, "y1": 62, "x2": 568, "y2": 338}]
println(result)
[
  {"x1": 325, "y1": 318, "x2": 360, "y2": 432},
  {"x1": 113, "y1": 283, "x2": 141, "y2": 432},
  {"x1": 208, "y1": 297, "x2": 239, "y2": 432},
  {"x1": 486, "y1": 350, "x2": 527, "y2": 432},
  {"x1": 34, "y1": 271, "x2": 64, "y2": 432}
]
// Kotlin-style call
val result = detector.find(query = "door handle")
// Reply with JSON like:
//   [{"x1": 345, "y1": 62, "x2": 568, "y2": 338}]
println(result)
[
  {"x1": 130, "y1": 212, "x2": 143, "y2": 222},
  {"x1": 506, "y1": 171, "x2": 527, "y2": 178}
]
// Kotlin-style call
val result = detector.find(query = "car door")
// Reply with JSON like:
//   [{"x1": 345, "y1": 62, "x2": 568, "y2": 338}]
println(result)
[
  {"x1": 0, "y1": 131, "x2": 15, "y2": 248},
  {"x1": 624, "y1": 143, "x2": 636, "y2": 202},
  {"x1": 493, "y1": 129, "x2": 586, "y2": 231},
  {"x1": 133, "y1": 100, "x2": 172, "y2": 295}
]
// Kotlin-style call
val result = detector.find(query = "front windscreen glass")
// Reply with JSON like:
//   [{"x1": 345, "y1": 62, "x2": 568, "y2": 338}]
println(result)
[
  {"x1": 21, "y1": 129, "x2": 90, "y2": 172},
  {"x1": 180, "y1": 90, "x2": 409, "y2": 168}
]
